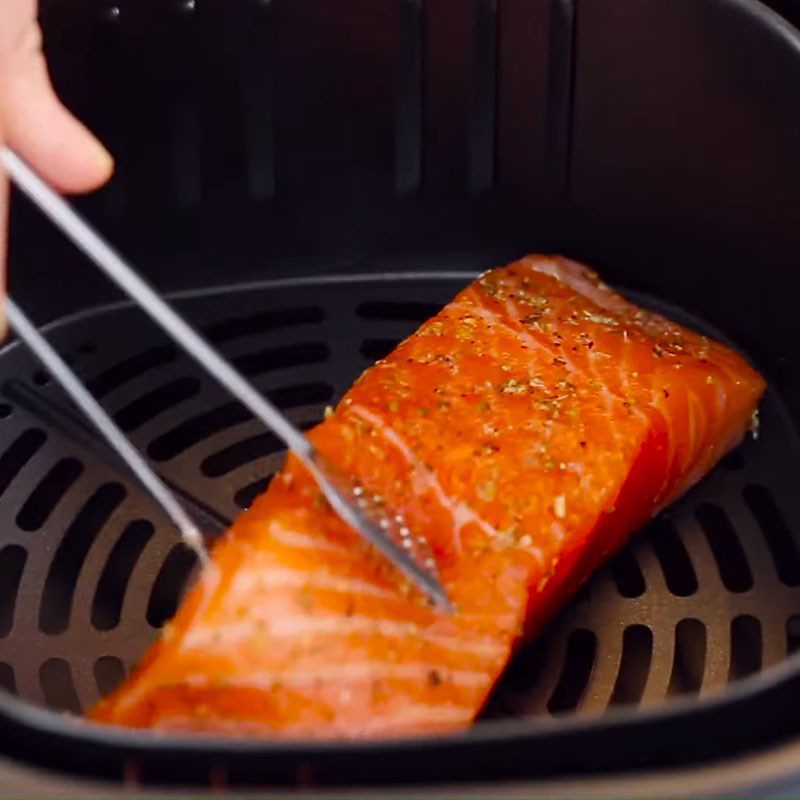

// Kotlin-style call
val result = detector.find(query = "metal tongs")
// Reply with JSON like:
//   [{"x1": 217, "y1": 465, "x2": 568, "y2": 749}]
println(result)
[{"x1": 0, "y1": 148, "x2": 451, "y2": 612}]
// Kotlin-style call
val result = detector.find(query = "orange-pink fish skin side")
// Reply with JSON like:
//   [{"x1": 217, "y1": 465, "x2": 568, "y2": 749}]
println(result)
[{"x1": 88, "y1": 255, "x2": 765, "y2": 739}]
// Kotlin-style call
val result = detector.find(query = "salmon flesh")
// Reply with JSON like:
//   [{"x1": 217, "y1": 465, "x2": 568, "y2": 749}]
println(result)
[{"x1": 89, "y1": 255, "x2": 765, "y2": 738}]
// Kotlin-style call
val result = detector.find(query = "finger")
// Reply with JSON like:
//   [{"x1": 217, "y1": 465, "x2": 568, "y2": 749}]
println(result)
[{"x1": 0, "y1": 34, "x2": 113, "y2": 194}]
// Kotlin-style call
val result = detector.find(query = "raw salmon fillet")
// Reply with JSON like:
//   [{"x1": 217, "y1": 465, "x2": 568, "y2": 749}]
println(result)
[{"x1": 89, "y1": 255, "x2": 765, "y2": 738}]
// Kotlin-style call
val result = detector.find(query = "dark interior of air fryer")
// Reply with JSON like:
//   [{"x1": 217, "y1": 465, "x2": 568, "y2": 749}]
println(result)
[{"x1": 2, "y1": 0, "x2": 800, "y2": 790}]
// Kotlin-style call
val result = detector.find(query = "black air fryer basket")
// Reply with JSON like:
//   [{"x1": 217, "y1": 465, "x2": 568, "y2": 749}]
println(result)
[{"x1": 2, "y1": 0, "x2": 800, "y2": 795}]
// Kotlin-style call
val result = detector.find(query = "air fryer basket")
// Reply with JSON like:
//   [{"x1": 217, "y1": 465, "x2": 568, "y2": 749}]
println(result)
[{"x1": 3, "y1": 0, "x2": 800, "y2": 794}]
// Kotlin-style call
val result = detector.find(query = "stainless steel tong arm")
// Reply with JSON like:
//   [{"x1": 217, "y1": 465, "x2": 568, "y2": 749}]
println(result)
[{"x1": 0, "y1": 147, "x2": 451, "y2": 611}]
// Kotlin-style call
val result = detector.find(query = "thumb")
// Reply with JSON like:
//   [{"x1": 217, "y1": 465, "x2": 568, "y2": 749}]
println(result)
[
  {"x1": 0, "y1": 15, "x2": 113, "y2": 340},
  {"x1": 0, "y1": 26, "x2": 113, "y2": 193}
]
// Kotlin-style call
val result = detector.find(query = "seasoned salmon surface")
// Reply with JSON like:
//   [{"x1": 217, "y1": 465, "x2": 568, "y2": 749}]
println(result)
[{"x1": 89, "y1": 255, "x2": 765, "y2": 738}]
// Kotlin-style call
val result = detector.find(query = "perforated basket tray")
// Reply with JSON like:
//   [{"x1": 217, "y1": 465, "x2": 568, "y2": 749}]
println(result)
[{"x1": 0, "y1": 272, "x2": 797, "y2": 788}]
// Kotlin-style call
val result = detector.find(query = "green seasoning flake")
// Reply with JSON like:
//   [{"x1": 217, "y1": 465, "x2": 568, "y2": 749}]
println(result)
[
  {"x1": 499, "y1": 379, "x2": 527, "y2": 395},
  {"x1": 583, "y1": 310, "x2": 617, "y2": 326},
  {"x1": 426, "y1": 322, "x2": 445, "y2": 336},
  {"x1": 476, "y1": 481, "x2": 496, "y2": 501},
  {"x1": 501, "y1": 524, "x2": 518, "y2": 537},
  {"x1": 477, "y1": 400, "x2": 491, "y2": 412}
]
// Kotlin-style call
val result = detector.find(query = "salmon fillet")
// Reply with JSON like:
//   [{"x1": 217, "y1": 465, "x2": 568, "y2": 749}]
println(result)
[{"x1": 89, "y1": 255, "x2": 765, "y2": 738}]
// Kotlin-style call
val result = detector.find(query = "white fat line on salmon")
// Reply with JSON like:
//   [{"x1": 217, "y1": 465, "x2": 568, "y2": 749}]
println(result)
[
  {"x1": 464, "y1": 294, "x2": 626, "y2": 435},
  {"x1": 465, "y1": 291, "x2": 608, "y2": 410},
  {"x1": 248, "y1": 545, "x2": 521, "y2": 627},
  {"x1": 654, "y1": 362, "x2": 737, "y2": 508},
  {"x1": 474, "y1": 282, "x2": 624, "y2": 429},
  {"x1": 457, "y1": 610, "x2": 519, "y2": 628},
  {"x1": 349, "y1": 405, "x2": 535, "y2": 563},
  {"x1": 688, "y1": 385, "x2": 708, "y2": 465},
  {"x1": 491, "y1": 278, "x2": 654, "y2": 439},
  {"x1": 598, "y1": 347, "x2": 654, "y2": 451},
  {"x1": 669, "y1": 396, "x2": 743, "y2": 504},
  {"x1": 668, "y1": 389, "x2": 702, "y2": 491},
  {"x1": 184, "y1": 616, "x2": 505, "y2": 659},
  {"x1": 701, "y1": 357, "x2": 740, "y2": 429},
  {"x1": 585, "y1": 349, "x2": 640, "y2": 434},
  {"x1": 229, "y1": 566, "x2": 404, "y2": 602},
  {"x1": 268, "y1": 526, "x2": 352, "y2": 555},
  {"x1": 507, "y1": 296, "x2": 584, "y2": 375},
  {"x1": 551, "y1": 521, "x2": 566, "y2": 543},
  {"x1": 187, "y1": 662, "x2": 491, "y2": 690},
  {"x1": 486, "y1": 262, "x2": 656, "y2": 434},
  {"x1": 455, "y1": 298, "x2": 566, "y2": 367},
  {"x1": 520, "y1": 256, "x2": 629, "y2": 314},
  {"x1": 648, "y1": 385, "x2": 687, "y2": 509}
]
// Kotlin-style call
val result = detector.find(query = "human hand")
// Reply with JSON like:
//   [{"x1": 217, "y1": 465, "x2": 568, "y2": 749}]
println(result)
[{"x1": 0, "y1": 0, "x2": 113, "y2": 336}]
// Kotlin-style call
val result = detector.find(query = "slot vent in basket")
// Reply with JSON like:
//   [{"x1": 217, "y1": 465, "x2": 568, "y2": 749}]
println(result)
[
  {"x1": 743, "y1": 484, "x2": 800, "y2": 587},
  {"x1": 649, "y1": 517, "x2": 698, "y2": 597},
  {"x1": 200, "y1": 419, "x2": 318, "y2": 478},
  {"x1": 39, "y1": 658, "x2": 80, "y2": 714},
  {"x1": 234, "y1": 477, "x2": 271, "y2": 510},
  {"x1": 668, "y1": 618, "x2": 707, "y2": 697},
  {"x1": 93, "y1": 656, "x2": 125, "y2": 697},
  {"x1": 0, "y1": 546, "x2": 27, "y2": 638},
  {"x1": 547, "y1": 629, "x2": 597, "y2": 714},
  {"x1": 146, "y1": 545, "x2": 199, "y2": 629},
  {"x1": 696, "y1": 503, "x2": 753, "y2": 593},
  {"x1": 729, "y1": 615, "x2": 762, "y2": 681},
  {"x1": 16, "y1": 458, "x2": 84, "y2": 532},
  {"x1": 39, "y1": 483, "x2": 127, "y2": 635},
  {"x1": 91, "y1": 520, "x2": 155, "y2": 631},
  {"x1": 87, "y1": 346, "x2": 177, "y2": 399},
  {"x1": 0, "y1": 429, "x2": 47, "y2": 498},
  {"x1": 610, "y1": 548, "x2": 646, "y2": 598},
  {"x1": 203, "y1": 307, "x2": 325, "y2": 344},
  {"x1": 114, "y1": 378, "x2": 201, "y2": 432},
  {"x1": 147, "y1": 383, "x2": 333, "y2": 463},
  {"x1": 609, "y1": 625, "x2": 653, "y2": 707}
]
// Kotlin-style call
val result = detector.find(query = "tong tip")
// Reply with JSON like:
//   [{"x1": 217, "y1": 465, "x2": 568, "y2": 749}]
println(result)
[{"x1": 307, "y1": 452, "x2": 454, "y2": 613}]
